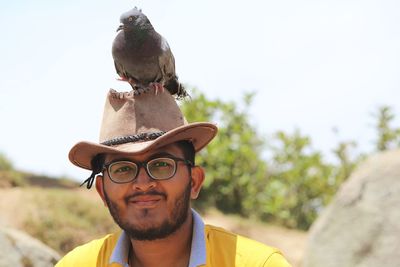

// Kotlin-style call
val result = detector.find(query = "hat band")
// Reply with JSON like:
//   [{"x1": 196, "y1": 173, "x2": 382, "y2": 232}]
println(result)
[{"x1": 101, "y1": 131, "x2": 166, "y2": 146}]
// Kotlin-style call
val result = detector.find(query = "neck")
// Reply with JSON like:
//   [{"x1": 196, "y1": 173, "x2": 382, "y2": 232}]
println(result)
[
  {"x1": 129, "y1": 212, "x2": 193, "y2": 267},
  {"x1": 124, "y1": 25, "x2": 153, "y2": 45}
]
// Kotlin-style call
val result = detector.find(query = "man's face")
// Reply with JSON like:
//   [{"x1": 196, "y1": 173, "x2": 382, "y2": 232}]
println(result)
[{"x1": 96, "y1": 143, "x2": 203, "y2": 241}]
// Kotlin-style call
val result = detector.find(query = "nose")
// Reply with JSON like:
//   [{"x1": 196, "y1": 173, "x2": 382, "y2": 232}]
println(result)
[{"x1": 132, "y1": 165, "x2": 156, "y2": 191}]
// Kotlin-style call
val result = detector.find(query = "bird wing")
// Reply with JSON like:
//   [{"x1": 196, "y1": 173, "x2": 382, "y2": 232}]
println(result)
[
  {"x1": 114, "y1": 61, "x2": 125, "y2": 78},
  {"x1": 114, "y1": 60, "x2": 140, "y2": 84},
  {"x1": 157, "y1": 37, "x2": 188, "y2": 97},
  {"x1": 157, "y1": 37, "x2": 176, "y2": 82}
]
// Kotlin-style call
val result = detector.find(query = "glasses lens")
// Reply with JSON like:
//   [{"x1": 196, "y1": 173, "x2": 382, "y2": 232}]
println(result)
[
  {"x1": 109, "y1": 161, "x2": 138, "y2": 183},
  {"x1": 147, "y1": 158, "x2": 176, "y2": 179}
]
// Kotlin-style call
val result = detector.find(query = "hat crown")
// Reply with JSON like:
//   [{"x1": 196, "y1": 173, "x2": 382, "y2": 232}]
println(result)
[
  {"x1": 69, "y1": 89, "x2": 217, "y2": 171},
  {"x1": 99, "y1": 90, "x2": 185, "y2": 143}
]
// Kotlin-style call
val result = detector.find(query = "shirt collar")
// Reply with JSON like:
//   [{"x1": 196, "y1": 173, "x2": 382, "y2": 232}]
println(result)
[
  {"x1": 109, "y1": 209, "x2": 206, "y2": 267},
  {"x1": 109, "y1": 231, "x2": 130, "y2": 267},
  {"x1": 188, "y1": 209, "x2": 207, "y2": 267}
]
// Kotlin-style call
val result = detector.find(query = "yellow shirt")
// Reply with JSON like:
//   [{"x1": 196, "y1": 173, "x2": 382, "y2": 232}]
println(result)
[{"x1": 56, "y1": 211, "x2": 291, "y2": 267}]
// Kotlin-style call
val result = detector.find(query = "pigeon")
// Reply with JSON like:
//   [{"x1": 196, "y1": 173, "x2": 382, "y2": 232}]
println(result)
[{"x1": 112, "y1": 7, "x2": 188, "y2": 98}]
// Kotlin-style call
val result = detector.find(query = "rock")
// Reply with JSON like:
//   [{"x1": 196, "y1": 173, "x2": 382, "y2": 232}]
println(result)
[
  {"x1": 0, "y1": 226, "x2": 60, "y2": 267},
  {"x1": 303, "y1": 149, "x2": 400, "y2": 267}
]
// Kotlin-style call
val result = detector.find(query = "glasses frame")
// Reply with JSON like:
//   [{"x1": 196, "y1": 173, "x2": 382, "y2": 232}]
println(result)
[{"x1": 103, "y1": 156, "x2": 193, "y2": 184}]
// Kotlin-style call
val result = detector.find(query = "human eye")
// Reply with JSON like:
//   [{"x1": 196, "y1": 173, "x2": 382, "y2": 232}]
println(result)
[
  {"x1": 148, "y1": 158, "x2": 176, "y2": 171},
  {"x1": 110, "y1": 162, "x2": 135, "y2": 175},
  {"x1": 152, "y1": 158, "x2": 175, "y2": 167},
  {"x1": 114, "y1": 165, "x2": 133, "y2": 173},
  {"x1": 148, "y1": 158, "x2": 176, "y2": 179},
  {"x1": 153, "y1": 160, "x2": 172, "y2": 167}
]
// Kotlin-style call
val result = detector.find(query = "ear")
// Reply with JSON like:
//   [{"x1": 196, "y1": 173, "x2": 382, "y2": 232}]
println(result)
[
  {"x1": 95, "y1": 175, "x2": 107, "y2": 207},
  {"x1": 190, "y1": 166, "x2": 205, "y2": 199}
]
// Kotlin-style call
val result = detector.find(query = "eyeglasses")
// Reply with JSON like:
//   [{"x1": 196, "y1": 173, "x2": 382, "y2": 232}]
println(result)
[{"x1": 103, "y1": 156, "x2": 192, "y2": 184}]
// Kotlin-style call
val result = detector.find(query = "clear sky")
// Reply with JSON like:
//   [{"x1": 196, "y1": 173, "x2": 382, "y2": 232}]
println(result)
[{"x1": 1, "y1": 0, "x2": 400, "y2": 181}]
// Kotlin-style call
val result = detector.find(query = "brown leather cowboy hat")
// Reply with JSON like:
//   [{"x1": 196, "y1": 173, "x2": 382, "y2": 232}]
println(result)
[{"x1": 69, "y1": 89, "x2": 218, "y2": 171}]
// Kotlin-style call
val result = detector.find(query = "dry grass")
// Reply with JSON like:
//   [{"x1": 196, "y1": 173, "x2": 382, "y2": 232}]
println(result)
[
  {"x1": 0, "y1": 170, "x2": 27, "y2": 188},
  {"x1": 0, "y1": 187, "x2": 118, "y2": 255}
]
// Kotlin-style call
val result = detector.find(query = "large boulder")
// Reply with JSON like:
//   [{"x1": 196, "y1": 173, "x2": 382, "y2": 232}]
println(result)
[
  {"x1": 0, "y1": 226, "x2": 60, "y2": 267},
  {"x1": 303, "y1": 149, "x2": 400, "y2": 267}
]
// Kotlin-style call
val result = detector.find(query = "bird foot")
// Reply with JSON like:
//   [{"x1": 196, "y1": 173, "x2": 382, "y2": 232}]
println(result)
[
  {"x1": 149, "y1": 82, "x2": 165, "y2": 95},
  {"x1": 131, "y1": 84, "x2": 150, "y2": 95}
]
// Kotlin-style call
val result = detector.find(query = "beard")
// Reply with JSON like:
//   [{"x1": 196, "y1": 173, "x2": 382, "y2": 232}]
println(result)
[{"x1": 103, "y1": 181, "x2": 191, "y2": 241}]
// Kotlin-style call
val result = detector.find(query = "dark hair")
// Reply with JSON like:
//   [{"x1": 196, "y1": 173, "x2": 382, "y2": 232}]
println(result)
[
  {"x1": 80, "y1": 140, "x2": 195, "y2": 189},
  {"x1": 175, "y1": 140, "x2": 195, "y2": 166},
  {"x1": 80, "y1": 153, "x2": 105, "y2": 189}
]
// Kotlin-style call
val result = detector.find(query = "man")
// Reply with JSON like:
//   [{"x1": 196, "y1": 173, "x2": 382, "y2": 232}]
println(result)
[{"x1": 56, "y1": 89, "x2": 291, "y2": 267}]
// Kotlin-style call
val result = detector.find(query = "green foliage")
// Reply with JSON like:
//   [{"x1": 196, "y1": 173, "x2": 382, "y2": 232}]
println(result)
[
  {"x1": 261, "y1": 130, "x2": 335, "y2": 229},
  {"x1": 182, "y1": 90, "x2": 266, "y2": 215},
  {"x1": 331, "y1": 140, "x2": 362, "y2": 186},
  {"x1": 374, "y1": 105, "x2": 400, "y2": 151},
  {"x1": 182, "y1": 90, "x2": 364, "y2": 230},
  {"x1": 0, "y1": 153, "x2": 13, "y2": 171},
  {"x1": 0, "y1": 154, "x2": 27, "y2": 187},
  {"x1": 0, "y1": 153, "x2": 78, "y2": 188},
  {"x1": 0, "y1": 170, "x2": 26, "y2": 187}
]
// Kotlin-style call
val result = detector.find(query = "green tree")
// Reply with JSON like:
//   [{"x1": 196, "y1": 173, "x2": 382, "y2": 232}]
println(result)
[
  {"x1": 261, "y1": 130, "x2": 334, "y2": 229},
  {"x1": 181, "y1": 89, "x2": 378, "y2": 230},
  {"x1": 331, "y1": 140, "x2": 361, "y2": 186},
  {"x1": 374, "y1": 106, "x2": 400, "y2": 151},
  {"x1": 181, "y1": 90, "x2": 267, "y2": 216}
]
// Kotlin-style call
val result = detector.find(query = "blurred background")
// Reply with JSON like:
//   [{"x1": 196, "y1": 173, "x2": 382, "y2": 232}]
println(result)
[{"x1": 1, "y1": 0, "x2": 400, "y2": 266}]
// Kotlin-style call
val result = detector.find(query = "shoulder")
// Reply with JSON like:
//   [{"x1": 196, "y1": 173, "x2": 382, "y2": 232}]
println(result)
[
  {"x1": 55, "y1": 232, "x2": 120, "y2": 267},
  {"x1": 205, "y1": 225, "x2": 291, "y2": 267}
]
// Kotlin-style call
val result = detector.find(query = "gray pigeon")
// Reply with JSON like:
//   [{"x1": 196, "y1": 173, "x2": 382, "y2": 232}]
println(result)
[{"x1": 112, "y1": 7, "x2": 188, "y2": 98}]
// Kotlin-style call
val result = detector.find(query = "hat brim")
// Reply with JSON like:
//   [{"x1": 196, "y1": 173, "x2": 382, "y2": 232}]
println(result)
[{"x1": 69, "y1": 122, "x2": 218, "y2": 170}]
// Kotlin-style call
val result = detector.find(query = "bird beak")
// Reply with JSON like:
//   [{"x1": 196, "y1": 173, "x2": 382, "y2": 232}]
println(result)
[{"x1": 116, "y1": 24, "x2": 124, "y2": 32}]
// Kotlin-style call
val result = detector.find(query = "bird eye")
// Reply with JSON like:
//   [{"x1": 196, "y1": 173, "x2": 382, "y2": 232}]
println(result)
[{"x1": 128, "y1": 16, "x2": 133, "y2": 22}]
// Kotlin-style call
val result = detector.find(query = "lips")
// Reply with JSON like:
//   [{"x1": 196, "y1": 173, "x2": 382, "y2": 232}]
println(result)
[
  {"x1": 124, "y1": 191, "x2": 167, "y2": 207},
  {"x1": 127, "y1": 195, "x2": 164, "y2": 207}
]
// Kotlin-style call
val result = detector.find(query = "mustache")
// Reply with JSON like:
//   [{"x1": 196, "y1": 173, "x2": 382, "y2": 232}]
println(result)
[{"x1": 124, "y1": 190, "x2": 167, "y2": 203}]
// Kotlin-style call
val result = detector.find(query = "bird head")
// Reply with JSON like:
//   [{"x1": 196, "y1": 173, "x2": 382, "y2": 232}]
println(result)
[{"x1": 117, "y1": 7, "x2": 153, "y2": 32}]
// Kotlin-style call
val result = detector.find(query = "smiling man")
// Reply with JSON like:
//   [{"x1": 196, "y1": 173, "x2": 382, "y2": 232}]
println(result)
[{"x1": 56, "y1": 89, "x2": 291, "y2": 267}]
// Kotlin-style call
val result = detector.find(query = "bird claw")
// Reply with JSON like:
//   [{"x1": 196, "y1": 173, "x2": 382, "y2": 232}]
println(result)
[
  {"x1": 130, "y1": 84, "x2": 149, "y2": 95},
  {"x1": 117, "y1": 78, "x2": 163, "y2": 96},
  {"x1": 149, "y1": 82, "x2": 165, "y2": 95}
]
